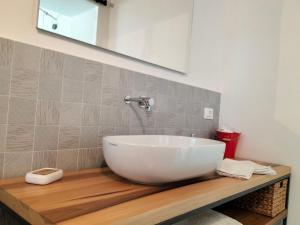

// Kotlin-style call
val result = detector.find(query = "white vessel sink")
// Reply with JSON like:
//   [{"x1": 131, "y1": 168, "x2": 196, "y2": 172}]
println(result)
[{"x1": 103, "y1": 135, "x2": 225, "y2": 184}]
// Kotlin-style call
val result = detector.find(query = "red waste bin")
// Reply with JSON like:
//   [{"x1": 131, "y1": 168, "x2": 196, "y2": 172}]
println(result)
[{"x1": 216, "y1": 131, "x2": 241, "y2": 159}]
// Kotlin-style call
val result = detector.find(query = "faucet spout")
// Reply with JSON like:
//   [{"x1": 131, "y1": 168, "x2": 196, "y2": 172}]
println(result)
[{"x1": 124, "y1": 96, "x2": 155, "y2": 112}]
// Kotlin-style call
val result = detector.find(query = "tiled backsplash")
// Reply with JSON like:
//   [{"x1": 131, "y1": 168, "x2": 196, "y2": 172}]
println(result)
[{"x1": 0, "y1": 37, "x2": 220, "y2": 178}]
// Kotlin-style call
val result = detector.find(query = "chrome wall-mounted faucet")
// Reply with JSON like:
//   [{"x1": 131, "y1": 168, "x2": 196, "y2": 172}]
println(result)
[{"x1": 124, "y1": 96, "x2": 155, "y2": 112}]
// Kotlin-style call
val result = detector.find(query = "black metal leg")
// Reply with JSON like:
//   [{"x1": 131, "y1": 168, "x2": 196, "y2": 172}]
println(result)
[
  {"x1": 0, "y1": 203, "x2": 30, "y2": 225},
  {"x1": 158, "y1": 176, "x2": 291, "y2": 225}
]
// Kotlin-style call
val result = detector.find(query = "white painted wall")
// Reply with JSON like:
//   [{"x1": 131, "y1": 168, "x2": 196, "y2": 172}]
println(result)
[
  {"x1": 0, "y1": 0, "x2": 224, "y2": 92},
  {"x1": 220, "y1": 0, "x2": 299, "y2": 224}
]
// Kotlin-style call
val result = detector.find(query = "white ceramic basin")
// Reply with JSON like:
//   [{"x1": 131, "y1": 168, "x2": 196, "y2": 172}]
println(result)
[{"x1": 103, "y1": 135, "x2": 225, "y2": 184}]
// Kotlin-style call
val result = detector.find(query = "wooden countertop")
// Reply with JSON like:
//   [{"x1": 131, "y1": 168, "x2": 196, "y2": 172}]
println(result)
[{"x1": 0, "y1": 165, "x2": 290, "y2": 225}]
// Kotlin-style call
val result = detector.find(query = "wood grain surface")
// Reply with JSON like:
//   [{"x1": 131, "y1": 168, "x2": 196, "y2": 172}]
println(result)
[{"x1": 0, "y1": 165, "x2": 290, "y2": 225}]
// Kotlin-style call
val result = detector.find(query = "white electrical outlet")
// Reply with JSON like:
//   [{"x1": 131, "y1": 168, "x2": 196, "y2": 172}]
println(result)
[{"x1": 204, "y1": 108, "x2": 214, "y2": 120}]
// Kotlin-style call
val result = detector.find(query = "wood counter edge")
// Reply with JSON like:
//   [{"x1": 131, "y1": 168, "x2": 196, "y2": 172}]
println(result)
[
  {"x1": 58, "y1": 166, "x2": 291, "y2": 225},
  {"x1": 0, "y1": 188, "x2": 55, "y2": 225},
  {"x1": 0, "y1": 165, "x2": 291, "y2": 225},
  {"x1": 0, "y1": 169, "x2": 105, "y2": 225}
]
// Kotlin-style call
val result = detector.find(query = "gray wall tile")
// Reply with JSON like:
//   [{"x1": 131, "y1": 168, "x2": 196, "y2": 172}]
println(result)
[
  {"x1": 0, "y1": 153, "x2": 3, "y2": 178},
  {"x1": 155, "y1": 94, "x2": 168, "y2": 113},
  {"x1": 101, "y1": 106, "x2": 121, "y2": 127},
  {"x1": 8, "y1": 97, "x2": 36, "y2": 125},
  {"x1": 0, "y1": 38, "x2": 14, "y2": 67},
  {"x1": 60, "y1": 103, "x2": 82, "y2": 126},
  {"x1": 144, "y1": 127, "x2": 157, "y2": 135},
  {"x1": 3, "y1": 152, "x2": 32, "y2": 178},
  {"x1": 145, "y1": 76, "x2": 159, "y2": 97},
  {"x1": 83, "y1": 61, "x2": 102, "y2": 104},
  {"x1": 0, "y1": 125, "x2": 6, "y2": 152},
  {"x1": 63, "y1": 78, "x2": 83, "y2": 103},
  {"x1": 81, "y1": 104, "x2": 100, "y2": 126},
  {"x1": 167, "y1": 81, "x2": 177, "y2": 97},
  {"x1": 157, "y1": 78, "x2": 169, "y2": 96},
  {"x1": 0, "y1": 37, "x2": 221, "y2": 178},
  {"x1": 38, "y1": 74, "x2": 62, "y2": 100},
  {"x1": 98, "y1": 126, "x2": 114, "y2": 146},
  {"x1": 10, "y1": 68, "x2": 39, "y2": 99},
  {"x1": 64, "y1": 55, "x2": 85, "y2": 80},
  {"x1": 78, "y1": 148, "x2": 103, "y2": 170},
  {"x1": 166, "y1": 128, "x2": 185, "y2": 136},
  {"x1": 84, "y1": 72, "x2": 102, "y2": 83},
  {"x1": 120, "y1": 108, "x2": 130, "y2": 127},
  {"x1": 141, "y1": 112, "x2": 155, "y2": 128},
  {"x1": 41, "y1": 49, "x2": 64, "y2": 76},
  {"x1": 114, "y1": 127, "x2": 129, "y2": 136},
  {"x1": 36, "y1": 100, "x2": 60, "y2": 125},
  {"x1": 174, "y1": 100, "x2": 185, "y2": 114},
  {"x1": 83, "y1": 81, "x2": 101, "y2": 104},
  {"x1": 34, "y1": 126, "x2": 59, "y2": 151},
  {"x1": 198, "y1": 129, "x2": 211, "y2": 138},
  {"x1": 84, "y1": 60, "x2": 103, "y2": 81},
  {"x1": 166, "y1": 113, "x2": 178, "y2": 128},
  {"x1": 184, "y1": 85, "x2": 194, "y2": 102},
  {"x1": 192, "y1": 87, "x2": 208, "y2": 103},
  {"x1": 102, "y1": 64, "x2": 120, "y2": 89},
  {"x1": 101, "y1": 87, "x2": 121, "y2": 107},
  {"x1": 80, "y1": 127, "x2": 98, "y2": 148},
  {"x1": 57, "y1": 150, "x2": 78, "y2": 171},
  {"x1": 129, "y1": 127, "x2": 145, "y2": 135},
  {"x1": 0, "y1": 66, "x2": 11, "y2": 95},
  {"x1": 132, "y1": 73, "x2": 146, "y2": 95},
  {"x1": 0, "y1": 96, "x2": 9, "y2": 124},
  {"x1": 154, "y1": 112, "x2": 167, "y2": 129},
  {"x1": 119, "y1": 69, "x2": 133, "y2": 90},
  {"x1": 13, "y1": 42, "x2": 41, "y2": 72},
  {"x1": 129, "y1": 108, "x2": 144, "y2": 128},
  {"x1": 58, "y1": 127, "x2": 80, "y2": 149},
  {"x1": 174, "y1": 114, "x2": 185, "y2": 130},
  {"x1": 190, "y1": 102, "x2": 204, "y2": 116},
  {"x1": 6, "y1": 125, "x2": 34, "y2": 152},
  {"x1": 32, "y1": 151, "x2": 57, "y2": 170}
]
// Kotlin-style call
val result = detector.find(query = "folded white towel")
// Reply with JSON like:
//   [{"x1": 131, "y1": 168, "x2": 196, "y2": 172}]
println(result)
[
  {"x1": 174, "y1": 209, "x2": 243, "y2": 225},
  {"x1": 217, "y1": 159, "x2": 276, "y2": 180}
]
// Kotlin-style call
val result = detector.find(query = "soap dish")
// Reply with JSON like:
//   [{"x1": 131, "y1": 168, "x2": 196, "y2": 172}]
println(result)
[{"x1": 25, "y1": 168, "x2": 63, "y2": 185}]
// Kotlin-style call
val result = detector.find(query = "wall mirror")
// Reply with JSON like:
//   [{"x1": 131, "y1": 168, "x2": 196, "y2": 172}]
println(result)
[{"x1": 37, "y1": 0, "x2": 194, "y2": 73}]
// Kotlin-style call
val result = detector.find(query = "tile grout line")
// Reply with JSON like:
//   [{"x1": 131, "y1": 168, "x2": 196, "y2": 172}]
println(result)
[
  {"x1": 31, "y1": 46, "x2": 42, "y2": 171},
  {"x1": 2, "y1": 40, "x2": 15, "y2": 179},
  {"x1": 0, "y1": 148, "x2": 100, "y2": 154},
  {"x1": 98, "y1": 62, "x2": 104, "y2": 150},
  {"x1": 2, "y1": 95, "x2": 91, "y2": 104},
  {"x1": 56, "y1": 54, "x2": 67, "y2": 169},
  {"x1": 77, "y1": 59, "x2": 87, "y2": 171}
]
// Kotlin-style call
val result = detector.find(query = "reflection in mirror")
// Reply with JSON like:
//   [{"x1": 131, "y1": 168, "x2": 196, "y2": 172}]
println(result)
[{"x1": 37, "y1": 0, "x2": 194, "y2": 73}]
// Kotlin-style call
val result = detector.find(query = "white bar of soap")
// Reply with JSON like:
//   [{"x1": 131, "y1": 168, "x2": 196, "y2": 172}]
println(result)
[{"x1": 25, "y1": 168, "x2": 63, "y2": 185}]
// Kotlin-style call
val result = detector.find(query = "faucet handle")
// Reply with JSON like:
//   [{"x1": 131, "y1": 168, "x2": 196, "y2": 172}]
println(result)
[
  {"x1": 140, "y1": 96, "x2": 155, "y2": 112},
  {"x1": 146, "y1": 97, "x2": 155, "y2": 106}
]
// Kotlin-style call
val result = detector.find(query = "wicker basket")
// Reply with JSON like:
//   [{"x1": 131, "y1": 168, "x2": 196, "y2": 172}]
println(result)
[{"x1": 233, "y1": 179, "x2": 288, "y2": 217}]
